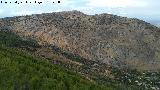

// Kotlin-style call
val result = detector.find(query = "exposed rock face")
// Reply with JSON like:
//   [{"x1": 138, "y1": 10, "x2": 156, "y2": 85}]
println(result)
[{"x1": 1, "y1": 10, "x2": 160, "y2": 71}]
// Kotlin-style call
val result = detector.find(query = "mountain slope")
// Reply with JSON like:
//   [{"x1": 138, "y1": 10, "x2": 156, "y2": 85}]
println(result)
[{"x1": 0, "y1": 10, "x2": 160, "y2": 71}]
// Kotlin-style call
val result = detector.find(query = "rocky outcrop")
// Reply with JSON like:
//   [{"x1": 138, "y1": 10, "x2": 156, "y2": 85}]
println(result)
[{"x1": 1, "y1": 10, "x2": 160, "y2": 71}]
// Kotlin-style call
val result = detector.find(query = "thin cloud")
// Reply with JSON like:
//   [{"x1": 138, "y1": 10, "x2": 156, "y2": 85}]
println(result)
[
  {"x1": 11, "y1": 10, "x2": 45, "y2": 16},
  {"x1": 0, "y1": 9, "x2": 3, "y2": 14},
  {"x1": 86, "y1": 0, "x2": 148, "y2": 8}
]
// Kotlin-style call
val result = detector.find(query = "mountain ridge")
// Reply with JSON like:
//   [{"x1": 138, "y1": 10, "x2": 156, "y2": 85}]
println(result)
[{"x1": 0, "y1": 10, "x2": 160, "y2": 71}]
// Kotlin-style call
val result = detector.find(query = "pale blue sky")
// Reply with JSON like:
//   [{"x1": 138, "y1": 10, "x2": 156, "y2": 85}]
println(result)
[{"x1": 0, "y1": 0, "x2": 160, "y2": 26}]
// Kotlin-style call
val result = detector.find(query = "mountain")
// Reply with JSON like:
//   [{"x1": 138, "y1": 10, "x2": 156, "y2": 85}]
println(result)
[
  {"x1": 1, "y1": 10, "x2": 160, "y2": 71},
  {"x1": 1, "y1": 10, "x2": 160, "y2": 89}
]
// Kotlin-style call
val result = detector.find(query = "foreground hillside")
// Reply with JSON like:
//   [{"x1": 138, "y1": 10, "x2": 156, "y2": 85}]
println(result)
[{"x1": 0, "y1": 31, "x2": 111, "y2": 90}]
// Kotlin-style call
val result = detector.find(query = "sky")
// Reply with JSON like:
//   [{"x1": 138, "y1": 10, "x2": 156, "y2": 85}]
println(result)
[{"x1": 0, "y1": 0, "x2": 160, "y2": 26}]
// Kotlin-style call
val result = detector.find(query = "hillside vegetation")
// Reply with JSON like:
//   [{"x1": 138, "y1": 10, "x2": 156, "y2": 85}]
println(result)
[{"x1": 0, "y1": 30, "x2": 112, "y2": 90}]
